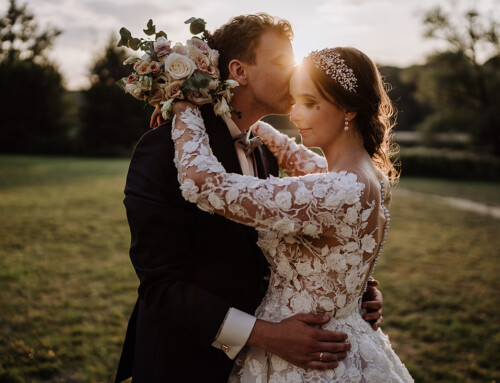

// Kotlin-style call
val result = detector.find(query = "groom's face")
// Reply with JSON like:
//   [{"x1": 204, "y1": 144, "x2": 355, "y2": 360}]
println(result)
[{"x1": 245, "y1": 30, "x2": 295, "y2": 115}]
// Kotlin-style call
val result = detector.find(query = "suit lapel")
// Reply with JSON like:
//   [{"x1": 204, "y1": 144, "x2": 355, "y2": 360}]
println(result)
[{"x1": 201, "y1": 106, "x2": 243, "y2": 175}]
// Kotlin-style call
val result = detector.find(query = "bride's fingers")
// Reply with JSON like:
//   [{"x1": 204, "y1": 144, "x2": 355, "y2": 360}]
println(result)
[
  {"x1": 362, "y1": 300, "x2": 382, "y2": 311},
  {"x1": 150, "y1": 106, "x2": 161, "y2": 129}
]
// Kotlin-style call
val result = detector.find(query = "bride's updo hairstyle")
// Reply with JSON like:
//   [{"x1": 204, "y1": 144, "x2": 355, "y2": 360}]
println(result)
[{"x1": 304, "y1": 47, "x2": 400, "y2": 183}]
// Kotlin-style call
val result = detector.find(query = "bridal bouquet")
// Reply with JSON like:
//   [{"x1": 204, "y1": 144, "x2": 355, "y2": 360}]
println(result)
[{"x1": 116, "y1": 18, "x2": 238, "y2": 123}]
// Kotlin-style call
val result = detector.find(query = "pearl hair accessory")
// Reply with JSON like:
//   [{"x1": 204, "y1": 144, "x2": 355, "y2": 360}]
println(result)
[
  {"x1": 344, "y1": 115, "x2": 349, "y2": 131},
  {"x1": 308, "y1": 49, "x2": 358, "y2": 92}
]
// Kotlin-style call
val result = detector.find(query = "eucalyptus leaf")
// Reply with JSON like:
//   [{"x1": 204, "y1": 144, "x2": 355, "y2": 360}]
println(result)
[
  {"x1": 156, "y1": 31, "x2": 167, "y2": 39},
  {"x1": 182, "y1": 72, "x2": 211, "y2": 90},
  {"x1": 190, "y1": 19, "x2": 206, "y2": 35},
  {"x1": 184, "y1": 17, "x2": 197, "y2": 24},
  {"x1": 129, "y1": 38, "x2": 141, "y2": 51},
  {"x1": 117, "y1": 27, "x2": 132, "y2": 47},
  {"x1": 143, "y1": 19, "x2": 156, "y2": 35}
]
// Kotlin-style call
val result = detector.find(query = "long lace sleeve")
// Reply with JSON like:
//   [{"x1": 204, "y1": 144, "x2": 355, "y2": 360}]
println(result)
[
  {"x1": 253, "y1": 121, "x2": 327, "y2": 176},
  {"x1": 173, "y1": 107, "x2": 366, "y2": 237}
]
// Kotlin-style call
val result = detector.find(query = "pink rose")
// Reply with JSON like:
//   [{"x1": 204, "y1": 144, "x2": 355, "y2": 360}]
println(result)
[
  {"x1": 189, "y1": 51, "x2": 211, "y2": 73},
  {"x1": 172, "y1": 43, "x2": 189, "y2": 56},
  {"x1": 187, "y1": 38, "x2": 211, "y2": 54},
  {"x1": 134, "y1": 61, "x2": 150, "y2": 75},
  {"x1": 154, "y1": 37, "x2": 172, "y2": 58},
  {"x1": 127, "y1": 74, "x2": 138, "y2": 84},
  {"x1": 164, "y1": 80, "x2": 184, "y2": 99},
  {"x1": 148, "y1": 61, "x2": 161, "y2": 74}
]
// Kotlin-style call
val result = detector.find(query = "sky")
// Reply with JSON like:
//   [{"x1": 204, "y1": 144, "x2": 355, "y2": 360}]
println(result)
[{"x1": 2, "y1": 0, "x2": 499, "y2": 90}]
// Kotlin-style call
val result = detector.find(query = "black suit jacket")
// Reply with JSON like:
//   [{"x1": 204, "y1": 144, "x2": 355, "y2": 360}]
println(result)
[{"x1": 115, "y1": 105, "x2": 279, "y2": 383}]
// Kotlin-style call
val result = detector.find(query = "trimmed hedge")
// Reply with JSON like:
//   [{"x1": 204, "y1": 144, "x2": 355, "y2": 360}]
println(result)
[{"x1": 399, "y1": 147, "x2": 500, "y2": 181}]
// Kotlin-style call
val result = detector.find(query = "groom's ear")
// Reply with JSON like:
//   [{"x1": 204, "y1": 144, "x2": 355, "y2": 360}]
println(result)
[{"x1": 227, "y1": 59, "x2": 248, "y2": 86}]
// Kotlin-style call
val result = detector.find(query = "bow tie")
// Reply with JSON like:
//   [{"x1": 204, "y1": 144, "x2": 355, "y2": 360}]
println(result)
[{"x1": 233, "y1": 131, "x2": 263, "y2": 156}]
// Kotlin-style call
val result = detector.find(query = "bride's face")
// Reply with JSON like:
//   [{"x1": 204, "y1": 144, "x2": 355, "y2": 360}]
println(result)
[{"x1": 289, "y1": 66, "x2": 346, "y2": 149}]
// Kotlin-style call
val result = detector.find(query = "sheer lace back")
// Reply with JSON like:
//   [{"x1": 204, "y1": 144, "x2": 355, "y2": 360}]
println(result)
[
  {"x1": 173, "y1": 108, "x2": 389, "y2": 319},
  {"x1": 173, "y1": 107, "x2": 413, "y2": 382}
]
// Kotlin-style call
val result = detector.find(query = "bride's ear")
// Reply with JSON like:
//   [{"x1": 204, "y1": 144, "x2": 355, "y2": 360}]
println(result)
[{"x1": 228, "y1": 59, "x2": 248, "y2": 86}]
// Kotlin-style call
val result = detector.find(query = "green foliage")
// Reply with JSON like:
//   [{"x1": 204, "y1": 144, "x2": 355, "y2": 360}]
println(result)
[
  {"x1": 0, "y1": 60, "x2": 74, "y2": 154},
  {"x1": 399, "y1": 147, "x2": 500, "y2": 180},
  {"x1": 0, "y1": 0, "x2": 61, "y2": 64},
  {"x1": 117, "y1": 20, "x2": 167, "y2": 57},
  {"x1": 0, "y1": 0, "x2": 73, "y2": 155},
  {"x1": 418, "y1": 4, "x2": 500, "y2": 156},
  {"x1": 182, "y1": 72, "x2": 211, "y2": 91},
  {"x1": 378, "y1": 66, "x2": 431, "y2": 132},
  {"x1": 78, "y1": 37, "x2": 153, "y2": 156}
]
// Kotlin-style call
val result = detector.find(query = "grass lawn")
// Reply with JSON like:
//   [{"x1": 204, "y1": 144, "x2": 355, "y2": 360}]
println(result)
[
  {"x1": 0, "y1": 155, "x2": 499, "y2": 382},
  {"x1": 397, "y1": 177, "x2": 500, "y2": 206}
]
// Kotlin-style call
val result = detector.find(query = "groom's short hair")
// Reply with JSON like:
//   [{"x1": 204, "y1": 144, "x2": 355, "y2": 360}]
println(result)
[{"x1": 207, "y1": 13, "x2": 293, "y2": 80}]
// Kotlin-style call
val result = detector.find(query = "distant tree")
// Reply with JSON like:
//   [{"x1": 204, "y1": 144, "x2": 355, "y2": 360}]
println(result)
[
  {"x1": 0, "y1": 0, "x2": 73, "y2": 154},
  {"x1": 417, "y1": 3, "x2": 500, "y2": 155},
  {"x1": 0, "y1": 0, "x2": 61, "y2": 63},
  {"x1": 78, "y1": 37, "x2": 153, "y2": 156},
  {"x1": 378, "y1": 66, "x2": 431, "y2": 132}
]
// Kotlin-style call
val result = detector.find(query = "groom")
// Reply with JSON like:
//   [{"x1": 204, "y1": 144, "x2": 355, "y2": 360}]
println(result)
[{"x1": 115, "y1": 13, "x2": 383, "y2": 383}]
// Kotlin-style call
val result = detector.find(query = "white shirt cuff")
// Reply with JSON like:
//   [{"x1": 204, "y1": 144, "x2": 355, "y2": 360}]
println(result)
[{"x1": 211, "y1": 307, "x2": 256, "y2": 359}]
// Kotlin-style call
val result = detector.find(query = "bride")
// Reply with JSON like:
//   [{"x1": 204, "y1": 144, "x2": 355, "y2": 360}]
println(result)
[{"x1": 171, "y1": 47, "x2": 413, "y2": 382}]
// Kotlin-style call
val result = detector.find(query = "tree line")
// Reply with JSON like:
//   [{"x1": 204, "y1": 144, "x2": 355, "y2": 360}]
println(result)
[{"x1": 0, "y1": 0, "x2": 499, "y2": 158}]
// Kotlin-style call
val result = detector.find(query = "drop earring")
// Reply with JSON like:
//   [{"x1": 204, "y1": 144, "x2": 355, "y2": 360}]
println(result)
[{"x1": 344, "y1": 115, "x2": 349, "y2": 131}]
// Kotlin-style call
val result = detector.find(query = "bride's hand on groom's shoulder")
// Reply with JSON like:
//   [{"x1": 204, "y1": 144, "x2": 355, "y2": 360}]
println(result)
[
  {"x1": 247, "y1": 314, "x2": 350, "y2": 370},
  {"x1": 362, "y1": 279, "x2": 384, "y2": 330}
]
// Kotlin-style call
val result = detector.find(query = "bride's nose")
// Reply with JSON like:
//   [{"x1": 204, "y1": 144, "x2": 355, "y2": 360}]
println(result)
[{"x1": 290, "y1": 107, "x2": 300, "y2": 124}]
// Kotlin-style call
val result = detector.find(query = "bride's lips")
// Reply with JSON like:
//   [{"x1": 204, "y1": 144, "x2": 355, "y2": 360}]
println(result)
[{"x1": 297, "y1": 127, "x2": 311, "y2": 135}]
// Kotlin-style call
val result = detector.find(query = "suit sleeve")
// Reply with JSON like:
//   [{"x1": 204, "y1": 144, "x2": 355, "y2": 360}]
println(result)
[{"x1": 124, "y1": 126, "x2": 231, "y2": 347}]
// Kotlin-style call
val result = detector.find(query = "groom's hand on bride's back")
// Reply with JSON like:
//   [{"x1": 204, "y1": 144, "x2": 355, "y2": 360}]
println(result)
[
  {"x1": 361, "y1": 279, "x2": 384, "y2": 330},
  {"x1": 247, "y1": 314, "x2": 350, "y2": 370}
]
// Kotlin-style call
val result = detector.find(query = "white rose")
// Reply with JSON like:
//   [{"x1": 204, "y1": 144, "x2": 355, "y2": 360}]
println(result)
[
  {"x1": 275, "y1": 191, "x2": 292, "y2": 210},
  {"x1": 164, "y1": 52, "x2": 196, "y2": 79}
]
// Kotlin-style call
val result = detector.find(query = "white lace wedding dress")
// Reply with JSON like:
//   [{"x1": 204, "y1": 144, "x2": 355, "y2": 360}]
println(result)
[{"x1": 172, "y1": 108, "x2": 413, "y2": 383}]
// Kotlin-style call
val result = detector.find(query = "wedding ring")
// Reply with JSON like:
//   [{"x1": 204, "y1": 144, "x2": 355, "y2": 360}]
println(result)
[{"x1": 319, "y1": 352, "x2": 324, "y2": 362}]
